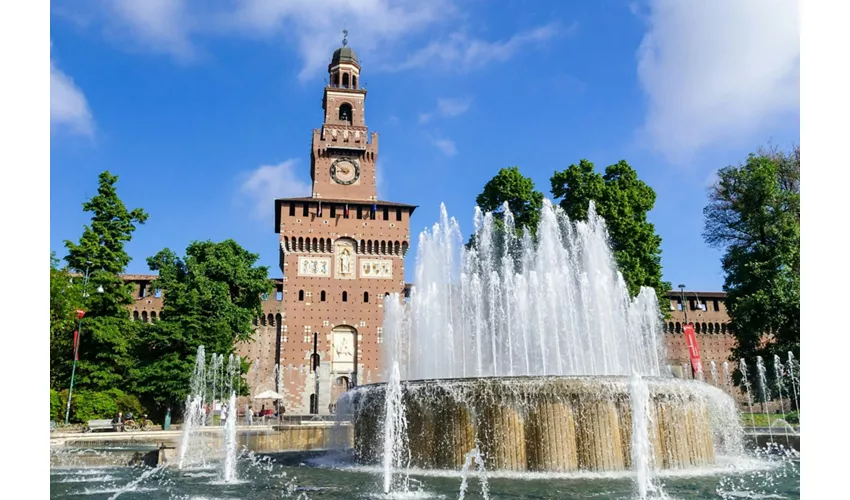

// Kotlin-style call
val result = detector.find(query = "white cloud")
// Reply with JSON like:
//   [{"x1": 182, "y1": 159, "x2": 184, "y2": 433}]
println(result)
[
  {"x1": 636, "y1": 0, "x2": 800, "y2": 163},
  {"x1": 58, "y1": 2, "x2": 564, "y2": 81},
  {"x1": 394, "y1": 22, "x2": 569, "y2": 72},
  {"x1": 50, "y1": 57, "x2": 94, "y2": 137},
  {"x1": 238, "y1": 160, "x2": 311, "y2": 220},
  {"x1": 419, "y1": 97, "x2": 472, "y2": 124},
  {"x1": 431, "y1": 137, "x2": 457, "y2": 157}
]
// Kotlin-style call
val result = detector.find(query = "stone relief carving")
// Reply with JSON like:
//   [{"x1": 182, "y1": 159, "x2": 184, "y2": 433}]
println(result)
[
  {"x1": 335, "y1": 239, "x2": 356, "y2": 280},
  {"x1": 360, "y1": 259, "x2": 393, "y2": 279},
  {"x1": 297, "y1": 256, "x2": 331, "y2": 277}
]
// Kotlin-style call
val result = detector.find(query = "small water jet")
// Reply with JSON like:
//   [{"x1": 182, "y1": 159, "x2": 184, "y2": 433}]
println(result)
[{"x1": 739, "y1": 359, "x2": 757, "y2": 430}]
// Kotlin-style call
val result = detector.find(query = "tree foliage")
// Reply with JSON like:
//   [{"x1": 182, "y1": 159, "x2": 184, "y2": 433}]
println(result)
[
  {"x1": 55, "y1": 172, "x2": 148, "y2": 393},
  {"x1": 551, "y1": 159, "x2": 671, "y2": 301},
  {"x1": 134, "y1": 240, "x2": 273, "y2": 409},
  {"x1": 50, "y1": 252, "x2": 81, "y2": 389},
  {"x1": 475, "y1": 166, "x2": 544, "y2": 235},
  {"x1": 703, "y1": 146, "x2": 800, "y2": 373}
]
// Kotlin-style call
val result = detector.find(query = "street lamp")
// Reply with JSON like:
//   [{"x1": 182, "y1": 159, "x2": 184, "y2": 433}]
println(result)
[
  {"x1": 63, "y1": 264, "x2": 104, "y2": 425},
  {"x1": 678, "y1": 284, "x2": 688, "y2": 326}
]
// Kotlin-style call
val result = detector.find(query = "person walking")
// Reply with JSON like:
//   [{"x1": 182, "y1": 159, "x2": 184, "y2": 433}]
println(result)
[
  {"x1": 246, "y1": 406, "x2": 254, "y2": 426},
  {"x1": 220, "y1": 404, "x2": 228, "y2": 427}
]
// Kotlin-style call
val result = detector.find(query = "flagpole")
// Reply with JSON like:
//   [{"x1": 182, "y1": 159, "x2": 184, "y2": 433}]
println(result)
[{"x1": 64, "y1": 265, "x2": 91, "y2": 425}]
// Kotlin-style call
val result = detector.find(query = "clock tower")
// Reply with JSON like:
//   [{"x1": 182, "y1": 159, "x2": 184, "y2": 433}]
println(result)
[
  {"x1": 310, "y1": 32, "x2": 378, "y2": 201},
  {"x1": 270, "y1": 33, "x2": 415, "y2": 415}
]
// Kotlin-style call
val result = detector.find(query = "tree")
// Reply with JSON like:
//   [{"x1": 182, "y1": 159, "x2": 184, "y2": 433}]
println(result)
[
  {"x1": 134, "y1": 240, "x2": 273, "y2": 410},
  {"x1": 550, "y1": 159, "x2": 670, "y2": 301},
  {"x1": 475, "y1": 166, "x2": 545, "y2": 236},
  {"x1": 50, "y1": 252, "x2": 80, "y2": 389},
  {"x1": 59, "y1": 171, "x2": 149, "y2": 392},
  {"x1": 703, "y1": 146, "x2": 800, "y2": 379}
]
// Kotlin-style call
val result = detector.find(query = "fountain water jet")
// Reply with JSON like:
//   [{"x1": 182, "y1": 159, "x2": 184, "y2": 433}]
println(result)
[{"x1": 739, "y1": 359, "x2": 757, "y2": 430}]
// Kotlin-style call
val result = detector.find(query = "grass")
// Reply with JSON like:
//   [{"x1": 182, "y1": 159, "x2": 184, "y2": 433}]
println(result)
[{"x1": 740, "y1": 412, "x2": 799, "y2": 428}]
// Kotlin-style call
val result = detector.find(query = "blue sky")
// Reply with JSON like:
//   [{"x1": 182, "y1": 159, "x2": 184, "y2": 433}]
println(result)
[{"x1": 50, "y1": 0, "x2": 799, "y2": 291}]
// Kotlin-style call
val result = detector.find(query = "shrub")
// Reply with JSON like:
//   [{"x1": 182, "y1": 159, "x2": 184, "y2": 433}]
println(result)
[
  {"x1": 70, "y1": 389, "x2": 147, "y2": 423},
  {"x1": 50, "y1": 389, "x2": 61, "y2": 421},
  {"x1": 785, "y1": 411, "x2": 799, "y2": 424}
]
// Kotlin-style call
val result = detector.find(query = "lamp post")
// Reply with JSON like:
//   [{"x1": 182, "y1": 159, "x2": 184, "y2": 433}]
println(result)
[
  {"x1": 64, "y1": 265, "x2": 104, "y2": 425},
  {"x1": 678, "y1": 284, "x2": 688, "y2": 325}
]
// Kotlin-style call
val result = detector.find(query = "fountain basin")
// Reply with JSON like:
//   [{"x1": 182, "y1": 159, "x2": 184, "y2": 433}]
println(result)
[{"x1": 344, "y1": 376, "x2": 742, "y2": 473}]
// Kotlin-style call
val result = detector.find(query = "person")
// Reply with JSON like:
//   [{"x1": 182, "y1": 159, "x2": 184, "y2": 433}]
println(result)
[
  {"x1": 113, "y1": 412, "x2": 124, "y2": 432},
  {"x1": 220, "y1": 404, "x2": 228, "y2": 426},
  {"x1": 246, "y1": 406, "x2": 254, "y2": 426}
]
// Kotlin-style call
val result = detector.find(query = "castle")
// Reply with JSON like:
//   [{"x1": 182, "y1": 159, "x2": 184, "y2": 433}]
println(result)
[{"x1": 118, "y1": 41, "x2": 743, "y2": 412}]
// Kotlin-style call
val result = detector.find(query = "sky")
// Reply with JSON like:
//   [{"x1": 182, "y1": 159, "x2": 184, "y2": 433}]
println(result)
[{"x1": 49, "y1": 0, "x2": 800, "y2": 291}]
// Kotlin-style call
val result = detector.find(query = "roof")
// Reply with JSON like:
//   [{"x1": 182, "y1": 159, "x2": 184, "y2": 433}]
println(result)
[
  {"x1": 664, "y1": 290, "x2": 727, "y2": 299},
  {"x1": 331, "y1": 46, "x2": 359, "y2": 66}
]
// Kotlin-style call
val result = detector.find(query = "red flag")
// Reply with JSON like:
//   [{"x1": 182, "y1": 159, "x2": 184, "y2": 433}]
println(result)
[
  {"x1": 318, "y1": 201, "x2": 322, "y2": 217},
  {"x1": 76, "y1": 309, "x2": 86, "y2": 319},
  {"x1": 683, "y1": 323, "x2": 703, "y2": 376},
  {"x1": 344, "y1": 204, "x2": 349, "y2": 217},
  {"x1": 72, "y1": 330, "x2": 80, "y2": 360}
]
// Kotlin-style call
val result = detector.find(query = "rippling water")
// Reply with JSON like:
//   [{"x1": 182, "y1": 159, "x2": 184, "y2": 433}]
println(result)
[{"x1": 50, "y1": 450, "x2": 799, "y2": 500}]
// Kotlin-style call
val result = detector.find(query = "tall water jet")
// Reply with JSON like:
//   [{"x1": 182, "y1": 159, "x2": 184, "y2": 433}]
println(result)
[
  {"x1": 739, "y1": 359, "x2": 757, "y2": 429},
  {"x1": 458, "y1": 448, "x2": 489, "y2": 500},
  {"x1": 787, "y1": 352, "x2": 800, "y2": 415},
  {"x1": 722, "y1": 362, "x2": 731, "y2": 392},
  {"x1": 221, "y1": 391, "x2": 238, "y2": 482},
  {"x1": 178, "y1": 346, "x2": 207, "y2": 469},
  {"x1": 630, "y1": 374, "x2": 661, "y2": 500},
  {"x1": 710, "y1": 360, "x2": 719, "y2": 387},
  {"x1": 381, "y1": 361, "x2": 409, "y2": 495},
  {"x1": 773, "y1": 354, "x2": 788, "y2": 417},
  {"x1": 755, "y1": 356, "x2": 773, "y2": 441}
]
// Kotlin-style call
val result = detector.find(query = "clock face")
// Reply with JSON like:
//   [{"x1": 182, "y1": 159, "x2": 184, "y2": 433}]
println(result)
[{"x1": 330, "y1": 158, "x2": 360, "y2": 185}]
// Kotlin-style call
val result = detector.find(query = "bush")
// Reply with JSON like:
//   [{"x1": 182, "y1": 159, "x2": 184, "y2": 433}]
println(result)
[
  {"x1": 50, "y1": 389, "x2": 61, "y2": 421},
  {"x1": 785, "y1": 411, "x2": 799, "y2": 424},
  {"x1": 68, "y1": 389, "x2": 147, "y2": 423}
]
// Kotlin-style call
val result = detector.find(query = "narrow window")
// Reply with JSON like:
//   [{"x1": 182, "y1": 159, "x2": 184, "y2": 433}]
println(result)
[
  {"x1": 357, "y1": 207, "x2": 363, "y2": 219},
  {"x1": 321, "y1": 291, "x2": 326, "y2": 302},
  {"x1": 396, "y1": 208, "x2": 402, "y2": 221},
  {"x1": 364, "y1": 291, "x2": 369, "y2": 303},
  {"x1": 303, "y1": 204, "x2": 309, "y2": 217},
  {"x1": 298, "y1": 290, "x2": 305, "y2": 301},
  {"x1": 276, "y1": 290, "x2": 283, "y2": 301},
  {"x1": 713, "y1": 299, "x2": 720, "y2": 312},
  {"x1": 339, "y1": 103, "x2": 353, "y2": 124},
  {"x1": 133, "y1": 310, "x2": 139, "y2": 321},
  {"x1": 342, "y1": 291, "x2": 348, "y2": 302},
  {"x1": 154, "y1": 289, "x2": 162, "y2": 298},
  {"x1": 330, "y1": 205, "x2": 337, "y2": 218},
  {"x1": 289, "y1": 204, "x2": 295, "y2": 217},
  {"x1": 383, "y1": 207, "x2": 389, "y2": 220},
  {"x1": 151, "y1": 311, "x2": 157, "y2": 321}
]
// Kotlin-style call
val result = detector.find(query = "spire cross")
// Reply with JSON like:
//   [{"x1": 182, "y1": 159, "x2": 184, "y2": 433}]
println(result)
[{"x1": 342, "y1": 29, "x2": 348, "y2": 46}]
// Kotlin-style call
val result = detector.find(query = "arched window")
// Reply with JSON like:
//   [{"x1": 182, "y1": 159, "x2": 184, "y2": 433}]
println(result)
[
  {"x1": 401, "y1": 241, "x2": 409, "y2": 255},
  {"x1": 701, "y1": 322, "x2": 707, "y2": 333},
  {"x1": 395, "y1": 241, "x2": 400, "y2": 255},
  {"x1": 360, "y1": 240, "x2": 366, "y2": 253},
  {"x1": 715, "y1": 322, "x2": 721, "y2": 334},
  {"x1": 252, "y1": 316, "x2": 258, "y2": 326},
  {"x1": 342, "y1": 73, "x2": 350, "y2": 88},
  {"x1": 133, "y1": 310, "x2": 139, "y2": 321},
  {"x1": 342, "y1": 291, "x2": 348, "y2": 302},
  {"x1": 332, "y1": 73, "x2": 339, "y2": 87},
  {"x1": 675, "y1": 322, "x2": 681, "y2": 333},
  {"x1": 298, "y1": 290, "x2": 305, "y2": 301},
  {"x1": 668, "y1": 321, "x2": 674, "y2": 333},
  {"x1": 151, "y1": 311, "x2": 157, "y2": 321},
  {"x1": 141, "y1": 311, "x2": 149, "y2": 322},
  {"x1": 268, "y1": 313, "x2": 275, "y2": 326},
  {"x1": 364, "y1": 291, "x2": 369, "y2": 303},
  {"x1": 367, "y1": 240, "x2": 373, "y2": 254},
  {"x1": 321, "y1": 291, "x2": 326, "y2": 302},
  {"x1": 721, "y1": 323, "x2": 727, "y2": 334},
  {"x1": 339, "y1": 103, "x2": 353, "y2": 124},
  {"x1": 298, "y1": 237, "x2": 304, "y2": 251},
  {"x1": 707, "y1": 322, "x2": 714, "y2": 334},
  {"x1": 381, "y1": 241, "x2": 386, "y2": 254},
  {"x1": 352, "y1": 75, "x2": 357, "y2": 89},
  {"x1": 261, "y1": 315, "x2": 267, "y2": 326},
  {"x1": 337, "y1": 376, "x2": 350, "y2": 391},
  {"x1": 695, "y1": 322, "x2": 701, "y2": 333}
]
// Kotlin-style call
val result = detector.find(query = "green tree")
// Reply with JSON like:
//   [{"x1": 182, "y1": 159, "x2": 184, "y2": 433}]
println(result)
[
  {"x1": 59, "y1": 172, "x2": 149, "y2": 392},
  {"x1": 703, "y1": 146, "x2": 800, "y2": 378},
  {"x1": 50, "y1": 252, "x2": 80, "y2": 389},
  {"x1": 550, "y1": 159, "x2": 670, "y2": 301},
  {"x1": 475, "y1": 166, "x2": 545, "y2": 236},
  {"x1": 134, "y1": 240, "x2": 273, "y2": 410}
]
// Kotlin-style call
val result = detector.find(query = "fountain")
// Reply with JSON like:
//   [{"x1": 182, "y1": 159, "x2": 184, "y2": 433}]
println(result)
[{"x1": 342, "y1": 201, "x2": 744, "y2": 476}]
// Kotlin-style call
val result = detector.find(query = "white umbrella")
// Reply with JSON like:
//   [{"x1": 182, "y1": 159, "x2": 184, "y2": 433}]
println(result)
[{"x1": 254, "y1": 390, "x2": 282, "y2": 399}]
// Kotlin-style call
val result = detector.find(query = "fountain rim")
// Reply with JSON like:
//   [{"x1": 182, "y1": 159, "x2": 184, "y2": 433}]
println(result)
[{"x1": 349, "y1": 374, "x2": 707, "y2": 389}]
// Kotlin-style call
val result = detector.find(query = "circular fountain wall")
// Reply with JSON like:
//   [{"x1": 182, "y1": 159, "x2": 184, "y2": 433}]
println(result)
[{"x1": 345, "y1": 376, "x2": 742, "y2": 473}]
